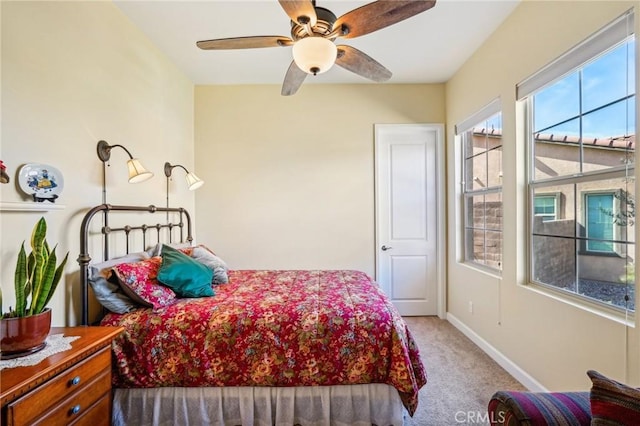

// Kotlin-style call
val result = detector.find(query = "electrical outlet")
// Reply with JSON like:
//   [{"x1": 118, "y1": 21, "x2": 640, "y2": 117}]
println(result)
[{"x1": 468, "y1": 301, "x2": 473, "y2": 314}]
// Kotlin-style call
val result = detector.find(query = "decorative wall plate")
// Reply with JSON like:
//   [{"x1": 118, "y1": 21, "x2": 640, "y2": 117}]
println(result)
[{"x1": 18, "y1": 163, "x2": 64, "y2": 202}]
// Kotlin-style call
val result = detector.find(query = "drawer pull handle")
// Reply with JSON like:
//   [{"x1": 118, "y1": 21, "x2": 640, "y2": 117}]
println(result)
[
  {"x1": 70, "y1": 405, "x2": 81, "y2": 415},
  {"x1": 70, "y1": 376, "x2": 81, "y2": 386}
]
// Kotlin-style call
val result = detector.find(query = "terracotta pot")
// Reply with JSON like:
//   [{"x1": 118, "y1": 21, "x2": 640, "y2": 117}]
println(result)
[{"x1": 1, "y1": 308, "x2": 52, "y2": 357}]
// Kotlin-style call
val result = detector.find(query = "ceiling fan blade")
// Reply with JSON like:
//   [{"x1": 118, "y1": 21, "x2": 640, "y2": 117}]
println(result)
[
  {"x1": 334, "y1": 0, "x2": 436, "y2": 39},
  {"x1": 335, "y1": 45, "x2": 392, "y2": 82},
  {"x1": 278, "y1": 0, "x2": 317, "y2": 27},
  {"x1": 197, "y1": 36, "x2": 293, "y2": 50},
  {"x1": 281, "y1": 61, "x2": 307, "y2": 96}
]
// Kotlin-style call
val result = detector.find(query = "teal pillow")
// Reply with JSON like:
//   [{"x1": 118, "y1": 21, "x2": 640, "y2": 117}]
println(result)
[{"x1": 157, "y1": 244, "x2": 214, "y2": 298}]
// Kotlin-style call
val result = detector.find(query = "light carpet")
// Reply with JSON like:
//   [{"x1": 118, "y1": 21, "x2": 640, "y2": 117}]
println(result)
[{"x1": 403, "y1": 317, "x2": 527, "y2": 426}]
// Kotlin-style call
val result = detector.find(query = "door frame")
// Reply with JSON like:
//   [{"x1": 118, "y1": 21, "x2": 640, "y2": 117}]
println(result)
[{"x1": 374, "y1": 123, "x2": 446, "y2": 319}]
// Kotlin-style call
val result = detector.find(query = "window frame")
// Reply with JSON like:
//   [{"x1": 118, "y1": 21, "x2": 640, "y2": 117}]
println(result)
[
  {"x1": 533, "y1": 193, "x2": 560, "y2": 222},
  {"x1": 583, "y1": 191, "x2": 617, "y2": 254},
  {"x1": 457, "y1": 99, "x2": 503, "y2": 273},
  {"x1": 520, "y1": 9, "x2": 635, "y2": 314}
]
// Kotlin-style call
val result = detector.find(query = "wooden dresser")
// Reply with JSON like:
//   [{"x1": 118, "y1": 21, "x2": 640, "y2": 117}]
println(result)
[{"x1": 0, "y1": 326, "x2": 123, "y2": 426}]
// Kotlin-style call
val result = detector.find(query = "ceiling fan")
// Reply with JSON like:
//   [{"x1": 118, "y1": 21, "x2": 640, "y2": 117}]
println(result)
[{"x1": 196, "y1": 0, "x2": 437, "y2": 96}]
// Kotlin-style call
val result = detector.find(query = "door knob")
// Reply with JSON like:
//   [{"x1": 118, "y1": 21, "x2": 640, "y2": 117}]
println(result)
[{"x1": 381, "y1": 245, "x2": 392, "y2": 251}]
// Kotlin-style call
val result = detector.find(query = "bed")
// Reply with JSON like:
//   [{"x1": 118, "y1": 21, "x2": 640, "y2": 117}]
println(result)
[{"x1": 78, "y1": 204, "x2": 426, "y2": 425}]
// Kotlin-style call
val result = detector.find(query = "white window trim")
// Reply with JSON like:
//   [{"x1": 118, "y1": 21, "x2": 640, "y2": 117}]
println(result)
[
  {"x1": 522, "y1": 9, "x2": 636, "y2": 316},
  {"x1": 458, "y1": 99, "x2": 503, "y2": 273},
  {"x1": 455, "y1": 98, "x2": 502, "y2": 135}
]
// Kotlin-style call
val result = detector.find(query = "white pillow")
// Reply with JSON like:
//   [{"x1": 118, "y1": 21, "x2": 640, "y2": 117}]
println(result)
[{"x1": 191, "y1": 246, "x2": 229, "y2": 284}]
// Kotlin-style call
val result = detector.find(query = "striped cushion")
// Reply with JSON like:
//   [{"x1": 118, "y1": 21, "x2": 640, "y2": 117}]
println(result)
[
  {"x1": 488, "y1": 391, "x2": 591, "y2": 425},
  {"x1": 589, "y1": 369, "x2": 640, "y2": 425}
]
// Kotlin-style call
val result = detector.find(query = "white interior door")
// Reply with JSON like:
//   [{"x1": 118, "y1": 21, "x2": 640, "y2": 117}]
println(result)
[{"x1": 375, "y1": 124, "x2": 444, "y2": 316}]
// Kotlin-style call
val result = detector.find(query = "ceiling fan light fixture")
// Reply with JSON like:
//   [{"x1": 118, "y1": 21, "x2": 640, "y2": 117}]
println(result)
[{"x1": 292, "y1": 37, "x2": 337, "y2": 76}]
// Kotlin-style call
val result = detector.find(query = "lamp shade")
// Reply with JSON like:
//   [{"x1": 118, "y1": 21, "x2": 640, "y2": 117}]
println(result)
[
  {"x1": 127, "y1": 158, "x2": 154, "y2": 183},
  {"x1": 185, "y1": 172, "x2": 204, "y2": 190},
  {"x1": 292, "y1": 37, "x2": 337, "y2": 75}
]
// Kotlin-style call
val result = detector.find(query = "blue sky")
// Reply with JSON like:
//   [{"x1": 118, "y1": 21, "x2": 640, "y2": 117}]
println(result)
[{"x1": 534, "y1": 38, "x2": 636, "y2": 139}]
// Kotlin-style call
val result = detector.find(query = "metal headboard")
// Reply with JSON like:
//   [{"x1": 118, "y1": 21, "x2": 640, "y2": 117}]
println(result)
[{"x1": 77, "y1": 204, "x2": 193, "y2": 326}]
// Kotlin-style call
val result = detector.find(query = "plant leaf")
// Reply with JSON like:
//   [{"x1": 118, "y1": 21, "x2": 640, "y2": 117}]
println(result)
[
  {"x1": 42, "y1": 250, "x2": 68, "y2": 310},
  {"x1": 32, "y1": 247, "x2": 58, "y2": 315},
  {"x1": 13, "y1": 243, "x2": 28, "y2": 316},
  {"x1": 27, "y1": 218, "x2": 49, "y2": 315},
  {"x1": 31, "y1": 217, "x2": 47, "y2": 253},
  {"x1": 29, "y1": 244, "x2": 47, "y2": 314},
  {"x1": 27, "y1": 251, "x2": 35, "y2": 283}
]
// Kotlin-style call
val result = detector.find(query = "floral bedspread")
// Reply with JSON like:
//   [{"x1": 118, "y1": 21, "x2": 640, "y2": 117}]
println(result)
[{"x1": 101, "y1": 270, "x2": 427, "y2": 414}]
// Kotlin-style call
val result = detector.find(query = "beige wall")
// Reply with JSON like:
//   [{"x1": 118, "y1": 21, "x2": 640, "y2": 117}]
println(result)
[
  {"x1": 4, "y1": 0, "x2": 640, "y2": 396},
  {"x1": 0, "y1": 1, "x2": 194, "y2": 326},
  {"x1": 194, "y1": 84, "x2": 445, "y2": 275},
  {"x1": 446, "y1": 0, "x2": 640, "y2": 390}
]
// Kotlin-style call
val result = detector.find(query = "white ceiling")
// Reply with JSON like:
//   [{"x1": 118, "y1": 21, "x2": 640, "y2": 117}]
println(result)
[{"x1": 114, "y1": 0, "x2": 520, "y2": 86}]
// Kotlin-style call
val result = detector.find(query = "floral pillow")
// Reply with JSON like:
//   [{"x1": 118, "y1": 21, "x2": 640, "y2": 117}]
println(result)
[
  {"x1": 88, "y1": 251, "x2": 151, "y2": 314},
  {"x1": 112, "y1": 257, "x2": 176, "y2": 309}
]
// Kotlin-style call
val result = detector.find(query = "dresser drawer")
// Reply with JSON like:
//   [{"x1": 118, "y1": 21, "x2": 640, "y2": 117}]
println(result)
[
  {"x1": 31, "y1": 370, "x2": 111, "y2": 426},
  {"x1": 6, "y1": 347, "x2": 111, "y2": 426},
  {"x1": 69, "y1": 394, "x2": 111, "y2": 426}
]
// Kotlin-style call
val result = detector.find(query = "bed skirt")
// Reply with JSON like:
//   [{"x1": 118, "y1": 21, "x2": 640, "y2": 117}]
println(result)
[{"x1": 112, "y1": 384, "x2": 406, "y2": 426}]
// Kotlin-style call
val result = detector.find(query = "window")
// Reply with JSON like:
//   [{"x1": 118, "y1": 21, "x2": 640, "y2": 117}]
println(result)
[
  {"x1": 585, "y1": 193, "x2": 615, "y2": 253},
  {"x1": 534, "y1": 195, "x2": 558, "y2": 222},
  {"x1": 457, "y1": 100, "x2": 503, "y2": 271},
  {"x1": 519, "y1": 10, "x2": 636, "y2": 311}
]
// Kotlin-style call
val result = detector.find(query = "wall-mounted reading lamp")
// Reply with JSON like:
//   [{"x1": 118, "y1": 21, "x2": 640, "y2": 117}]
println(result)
[
  {"x1": 97, "y1": 140, "x2": 154, "y2": 203},
  {"x1": 164, "y1": 162, "x2": 204, "y2": 215}
]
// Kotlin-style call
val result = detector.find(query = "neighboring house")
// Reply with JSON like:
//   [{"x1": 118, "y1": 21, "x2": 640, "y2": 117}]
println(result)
[
  {"x1": 532, "y1": 133, "x2": 635, "y2": 292},
  {"x1": 469, "y1": 129, "x2": 636, "y2": 309},
  {"x1": 465, "y1": 126, "x2": 504, "y2": 271}
]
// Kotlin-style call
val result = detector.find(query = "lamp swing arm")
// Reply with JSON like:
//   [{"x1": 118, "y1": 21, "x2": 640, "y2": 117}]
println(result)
[
  {"x1": 164, "y1": 162, "x2": 190, "y2": 177},
  {"x1": 97, "y1": 140, "x2": 135, "y2": 162},
  {"x1": 95, "y1": 140, "x2": 154, "y2": 203}
]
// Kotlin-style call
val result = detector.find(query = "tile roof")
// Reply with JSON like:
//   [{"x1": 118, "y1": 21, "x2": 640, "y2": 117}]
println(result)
[
  {"x1": 471, "y1": 127, "x2": 635, "y2": 150},
  {"x1": 534, "y1": 133, "x2": 635, "y2": 150}
]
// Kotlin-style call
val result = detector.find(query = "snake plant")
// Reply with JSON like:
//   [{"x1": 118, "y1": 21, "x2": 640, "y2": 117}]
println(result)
[{"x1": 0, "y1": 217, "x2": 68, "y2": 318}]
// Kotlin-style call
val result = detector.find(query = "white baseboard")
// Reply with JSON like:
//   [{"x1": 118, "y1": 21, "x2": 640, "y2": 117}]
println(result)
[{"x1": 446, "y1": 313, "x2": 548, "y2": 392}]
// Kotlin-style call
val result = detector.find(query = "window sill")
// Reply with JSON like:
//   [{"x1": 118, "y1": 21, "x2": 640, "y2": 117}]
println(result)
[
  {"x1": 520, "y1": 281, "x2": 635, "y2": 327},
  {"x1": 460, "y1": 261, "x2": 502, "y2": 279}
]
